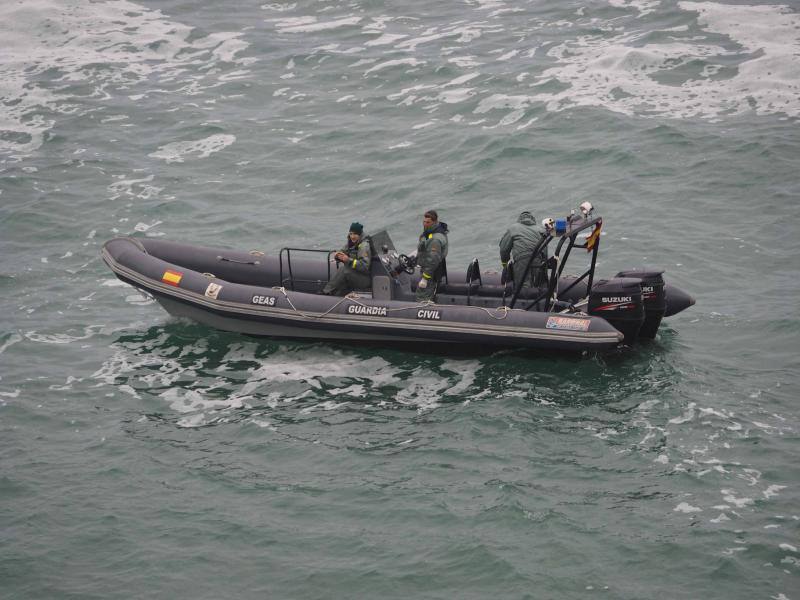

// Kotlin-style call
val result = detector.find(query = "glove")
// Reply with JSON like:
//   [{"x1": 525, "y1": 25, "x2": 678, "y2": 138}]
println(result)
[{"x1": 417, "y1": 277, "x2": 428, "y2": 289}]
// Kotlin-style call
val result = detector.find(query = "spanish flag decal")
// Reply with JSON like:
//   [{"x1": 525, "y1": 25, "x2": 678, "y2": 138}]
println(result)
[{"x1": 162, "y1": 269, "x2": 183, "y2": 286}]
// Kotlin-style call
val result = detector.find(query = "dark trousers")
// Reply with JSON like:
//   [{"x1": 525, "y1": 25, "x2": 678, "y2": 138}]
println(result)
[
  {"x1": 415, "y1": 278, "x2": 439, "y2": 302},
  {"x1": 323, "y1": 267, "x2": 371, "y2": 296}
]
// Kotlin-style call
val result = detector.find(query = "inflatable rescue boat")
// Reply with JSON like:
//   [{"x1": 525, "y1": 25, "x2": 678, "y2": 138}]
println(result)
[{"x1": 101, "y1": 214, "x2": 694, "y2": 353}]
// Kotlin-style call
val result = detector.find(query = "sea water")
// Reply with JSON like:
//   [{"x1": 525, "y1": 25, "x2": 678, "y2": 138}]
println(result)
[{"x1": 1, "y1": 1, "x2": 798, "y2": 598}]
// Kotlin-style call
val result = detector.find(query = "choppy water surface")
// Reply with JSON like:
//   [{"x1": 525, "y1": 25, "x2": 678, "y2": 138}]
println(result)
[{"x1": 1, "y1": 0, "x2": 798, "y2": 598}]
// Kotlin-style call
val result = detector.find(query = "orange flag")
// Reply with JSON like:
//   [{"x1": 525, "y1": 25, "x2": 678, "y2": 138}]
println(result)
[{"x1": 586, "y1": 221, "x2": 602, "y2": 252}]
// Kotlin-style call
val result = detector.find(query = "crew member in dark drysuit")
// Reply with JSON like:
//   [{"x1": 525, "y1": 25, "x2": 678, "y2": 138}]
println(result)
[
  {"x1": 415, "y1": 210, "x2": 449, "y2": 302},
  {"x1": 499, "y1": 210, "x2": 547, "y2": 288},
  {"x1": 323, "y1": 222, "x2": 372, "y2": 296}
]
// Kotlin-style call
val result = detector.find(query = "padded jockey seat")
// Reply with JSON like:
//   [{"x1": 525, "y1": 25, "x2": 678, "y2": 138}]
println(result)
[
  {"x1": 437, "y1": 281, "x2": 480, "y2": 295},
  {"x1": 475, "y1": 283, "x2": 545, "y2": 299},
  {"x1": 436, "y1": 282, "x2": 546, "y2": 299},
  {"x1": 438, "y1": 257, "x2": 481, "y2": 296}
]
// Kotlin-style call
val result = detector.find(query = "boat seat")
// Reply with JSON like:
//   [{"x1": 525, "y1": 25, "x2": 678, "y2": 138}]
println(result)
[
  {"x1": 473, "y1": 283, "x2": 509, "y2": 297},
  {"x1": 436, "y1": 281, "x2": 547, "y2": 299},
  {"x1": 437, "y1": 258, "x2": 482, "y2": 295},
  {"x1": 437, "y1": 281, "x2": 480, "y2": 295},
  {"x1": 475, "y1": 283, "x2": 546, "y2": 299}
]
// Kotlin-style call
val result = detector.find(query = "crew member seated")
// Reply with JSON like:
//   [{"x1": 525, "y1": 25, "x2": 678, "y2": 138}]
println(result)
[{"x1": 322, "y1": 222, "x2": 372, "y2": 296}]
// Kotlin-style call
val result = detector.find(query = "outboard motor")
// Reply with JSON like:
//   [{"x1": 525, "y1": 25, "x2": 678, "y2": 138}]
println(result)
[
  {"x1": 588, "y1": 277, "x2": 645, "y2": 344},
  {"x1": 616, "y1": 268, "x2": 666, "y2": 339}
]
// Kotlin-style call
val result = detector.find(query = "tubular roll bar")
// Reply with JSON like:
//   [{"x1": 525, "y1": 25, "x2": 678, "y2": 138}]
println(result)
[
  {"x1": 507, "y1": 216, "x2": 602, "y2": 311},
  {"x1": 279, "y1": 247, "x2": 337, "y2": 291}
]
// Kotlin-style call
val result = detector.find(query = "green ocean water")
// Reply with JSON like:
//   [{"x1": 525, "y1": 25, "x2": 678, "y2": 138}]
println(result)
[{"x1": 1, "y1": 0, "x2": 799, "y2": 598}]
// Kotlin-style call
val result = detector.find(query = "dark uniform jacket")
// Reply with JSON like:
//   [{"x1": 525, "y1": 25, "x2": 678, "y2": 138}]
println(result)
[
  {"x1": 340, "y1": 237, "x2": 372, "y2": 275},
  {"x1": 417, "y1": 222, "x2": 449, "y2": 283},
  {"x1": 499, "y1": 211, "x2": 546, "y2": 287}
]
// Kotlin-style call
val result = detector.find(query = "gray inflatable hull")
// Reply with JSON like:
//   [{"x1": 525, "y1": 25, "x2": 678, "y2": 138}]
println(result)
[{"x1": 102, "y1": 237, "x2": 625, "y2": 352}]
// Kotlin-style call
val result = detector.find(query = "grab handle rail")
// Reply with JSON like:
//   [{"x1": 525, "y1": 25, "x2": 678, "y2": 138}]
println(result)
[
  {"x1": 216, "y1": 255, "x2": 260, "y2": 265},
  {"x1": 279, "y1": 247, "x2": 336, "y2": 291}
]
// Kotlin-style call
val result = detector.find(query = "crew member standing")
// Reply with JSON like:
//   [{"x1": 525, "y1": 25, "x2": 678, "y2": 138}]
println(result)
[
  {"x1": 415, "y1": 210, "x2": 449, "y2": 302},
  {"x1": 499, "y1": 210, "x2": 547, "y2": 288},
  {"x1": 323, "y1": 222, "x2": 372, "y2": 296}
]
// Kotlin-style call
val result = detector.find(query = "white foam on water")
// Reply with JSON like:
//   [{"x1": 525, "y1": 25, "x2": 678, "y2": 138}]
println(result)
[
  {"x1": 496, "y1": 49, "x2": 520, "y2": 61},
  {"x1": 448, "y1": 56, "x2": 483, "y2": 68},
  {"x1": 393, "y1": 375, "x2": 445, "y2": 411},
  {"x1": 249, "y1": 418, "x2": 276, "y2": 430},
  {"x1": 235, "y1": 353, "x2": 399, "y2": 399},
  {"x1": 271, "y1": 16, "x2": 362, "y2": 33},
  {"x1": 149, "y1": 134, "x2": 236, "y2": 163},
  {"x1": 262, "y1": 3, "x2": 297, "y2": 12},
  {"x1": 445, "y1": 73, "x2": 481, "y2": 87},
  {"x1": 496, "y1": 109, "x2": 526, "y2": 126},
  {"x1": 0, "y1": 0, "x2": 251, "y2": 157},
  {"x1": 609, "y1": 0, "x2": 662, "y2": 17},
  {"x1": 124, "y1": 293, "x2": 154, "y2": 306},
  {"x1": 668, "y1": 402, "x2": 696, "y2": 424},
  {"x1": 387, "y1": 84, "x2": 439, "y2": 102},
  {"x1": 779, "y1": 543, "x2": 798, "y2": 553},
  {"x1": 739, "y1": 468, "x2": 761, "y2": 486},
  {"x1": 441, "y1": 359, "x2": 480, "y2": 396},
  {"x1": 161, "y1": 387, "x2": 245, "y2": 415},
  {"x1": 763, "y1": 485, "x2": 787, "y2": 499},
  {"x1": 474, "y1": 94, "x2": 533, "y2": 114},
  {"x1": 92, "y1": 341, "x2": 179, "y2": 387},
  {"x1": 674, "y1": 502, "x2": 703, "y2": 513},
  {"x1": 710, "y1": 512, "x2": 730, "y2": 523},
  {"x1": 299, "y1": 400, "x2": 349, "y2": 414},
  {"x1": 107, "y1": 174, "x2": 159, "y2": 200},
  {"x1": 468, "y1": 0, "x2": 506, "y2": 9},
  {"x1": 176, "y1": 413, "x2": 209, "y2": 428},
  {"x1": 438, "y1": 88, "x2": 477, "y2": 104},
  {"x1": 365, "y1": 33, "x2": 408, "y2": 47},
  {"x1": 25, "y1": 326, "x2": 102, "y2": 345},
  {"x1": 133, "y1": 220, "x2": 163, "y2": 232},
  {"x1": 721, "y1": 489, "x2": 754, "y2": 508},
  {"x1": 529, "y1": 1, "x2": 800, "y2": 121},
  {"x1": 327, "y1": 384, "x2": 366, "y2": 398},
  {"x1": 99, "y1": 279, "x2": 128, "y2": 288},
  {"x1": 364, "y1": 58, "x2": 425, "y2": 76}
]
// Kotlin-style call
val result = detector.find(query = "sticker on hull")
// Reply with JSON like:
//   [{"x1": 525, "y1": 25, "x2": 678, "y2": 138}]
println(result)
[
  {"x1": 416, "y1": 309, "x2": 441, "y2": 320},
  {"x1": 162, "y1": 270, "x2": 183, "y2": 286},
  {"x1": 251, "y1": 295, "x2": 276, "y2": 306},
  {"x1": 546, "y1": 316, "x2": 591, "y2": 331},
  {"x1": 205, "y1": 282, "x2": 222, "y2": 299},
  {"x1": 347, "y1": 305, "x2": 386, "y2": 316}
]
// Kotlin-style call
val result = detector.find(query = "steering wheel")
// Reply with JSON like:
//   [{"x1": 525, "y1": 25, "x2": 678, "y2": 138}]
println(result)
[{"x1": 397, "y1": 254, "x2": 416, "y2": 275}]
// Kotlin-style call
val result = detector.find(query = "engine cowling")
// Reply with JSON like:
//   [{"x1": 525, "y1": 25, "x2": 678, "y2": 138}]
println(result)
[
  {"x1": 588, "y1": 277, "x2": 645, "y2": 344},
  {"x1": 615, "y1": 268, "x2": 666, "y2": 339}
]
